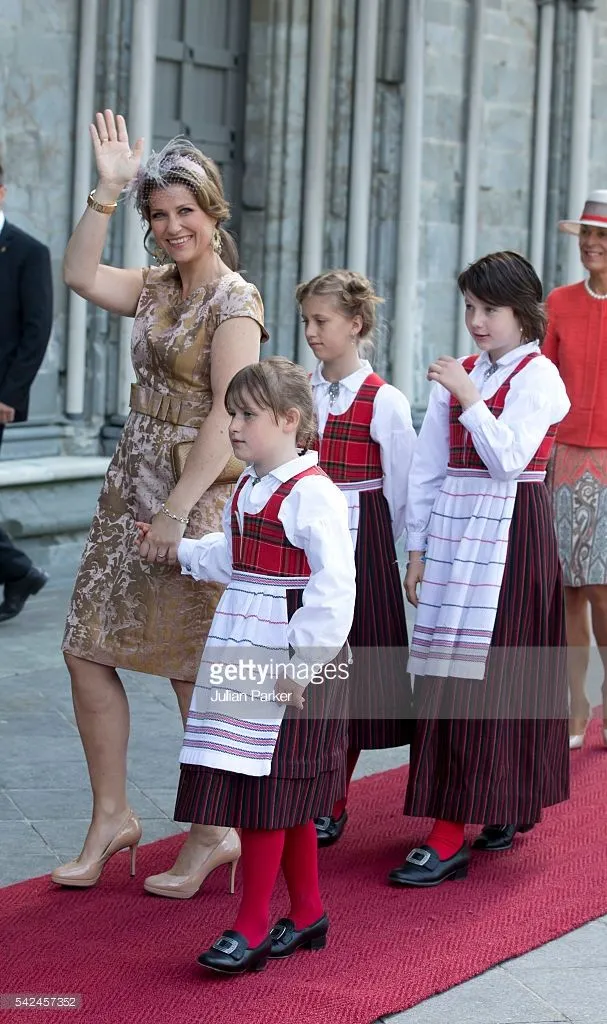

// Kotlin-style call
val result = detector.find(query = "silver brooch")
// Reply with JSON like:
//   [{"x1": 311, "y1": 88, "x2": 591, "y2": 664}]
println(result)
[{"x1": 483, "y1": 362, "x2": 500, "y2": 381}]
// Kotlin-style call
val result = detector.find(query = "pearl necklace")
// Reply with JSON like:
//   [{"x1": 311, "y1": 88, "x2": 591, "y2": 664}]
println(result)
[{"x1": 584, "y1": 279, "x2": 607, "y2": 301}]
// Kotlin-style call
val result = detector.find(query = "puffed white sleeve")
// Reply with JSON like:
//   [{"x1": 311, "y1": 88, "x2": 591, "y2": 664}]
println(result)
[
  {"x1": 177, "y1": 496, "x2": 233, "y2": 585},
  {"x1": 405, "y1": 382, "x2": 450, "y2": 551},
  {"x1": 278, "y1": 475, "x2": 356, "y2": 686},
  {"x1": 458, "y1": 356, "x2": 571, "y2": 481},
  {"x1": 370, "y1": 384, "x2": 417, "y2": 545}
]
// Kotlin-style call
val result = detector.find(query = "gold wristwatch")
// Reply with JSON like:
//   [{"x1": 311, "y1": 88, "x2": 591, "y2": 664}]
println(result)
[{"x1": 87, "y1": 189, "x2": 118, "y2": 215}]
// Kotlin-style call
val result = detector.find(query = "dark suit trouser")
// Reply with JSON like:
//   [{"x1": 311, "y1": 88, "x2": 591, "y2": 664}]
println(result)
[{"x1": 0, "y1": 425, "x2": 33, "y2": 585}]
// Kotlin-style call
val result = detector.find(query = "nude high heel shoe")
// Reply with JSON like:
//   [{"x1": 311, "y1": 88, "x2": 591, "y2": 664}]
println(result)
[
  {"x1": 569, "y1": 725, "x2": 589, "y2": 750},
  {"x1": 51, "y1": 810, "x2": 142, "y2": 888},
  {"x1": 144, "y1": 827, "x2": 240, "y2": 899}
]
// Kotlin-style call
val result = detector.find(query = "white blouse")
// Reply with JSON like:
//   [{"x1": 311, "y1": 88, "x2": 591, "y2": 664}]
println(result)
[
  {"x1": 311, "y1": 360, "x2": 417, "y2": 544},
  {"x1": 406, "y1": 343, "x2": 571, "y2": 551},
  {"x1": 178, "y1": 450, "x2": 356, "y2": 669}
]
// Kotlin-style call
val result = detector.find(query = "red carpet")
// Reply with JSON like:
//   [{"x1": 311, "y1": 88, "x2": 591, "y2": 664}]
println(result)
[{"x1": 3, "y1": 719, "x2": 607, "y2": 1024}]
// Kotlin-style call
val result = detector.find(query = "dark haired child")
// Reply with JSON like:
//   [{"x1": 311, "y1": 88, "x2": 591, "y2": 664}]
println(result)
[
  {"x1": 389, "y1": 251, "x2": 571, "y2": 888},
  {"x1": 297, "y1": 270, "x2": 417, "y2": 846},
  {"x1": 139, "y1": 357, "x2": 356, "y2": 973}
]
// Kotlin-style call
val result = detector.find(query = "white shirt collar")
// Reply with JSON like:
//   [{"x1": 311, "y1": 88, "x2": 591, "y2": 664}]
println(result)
[
  {"x1": 311, "y1": 359, "x2": 373, "y2": 393},
  {"x1": 244, "y1": 450, "x2": 319, "y2": 484},
  {"x1": 475, "y1": 341, "x2": 540, "y2": 372},
  {"x1": 0, "y1": 211, "x2": 5, "y2": 235}
]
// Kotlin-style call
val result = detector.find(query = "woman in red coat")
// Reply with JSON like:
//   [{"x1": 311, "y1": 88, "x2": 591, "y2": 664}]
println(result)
[{"x1": 544, "y1": 190, "x2": 607, "y2": 750}]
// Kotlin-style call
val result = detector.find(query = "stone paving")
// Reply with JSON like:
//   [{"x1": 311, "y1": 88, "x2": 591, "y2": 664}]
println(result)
[{"x1": 1, "y1": 571, "x2": 606, "y2": 1023}]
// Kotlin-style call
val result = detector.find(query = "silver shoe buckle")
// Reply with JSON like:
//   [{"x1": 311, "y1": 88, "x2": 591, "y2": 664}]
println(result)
[
  {"x1": 212, "y1": 935, "x2": 239, "y2": 955},
  {"x1": 270, "y1": 923, "x2": 287, "y2": 941},
  {"x1": 406, "y1": 847, "x2": 431, "y2": 867}
]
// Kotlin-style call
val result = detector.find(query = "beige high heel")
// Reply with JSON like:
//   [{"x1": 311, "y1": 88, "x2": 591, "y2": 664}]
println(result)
[
  {"x1": 143, "y1": 827, "x2": 240, "y2": 899},
  {"x1": 569, "y1": 716, "x2": 591, "y2": 750},
  {"x1": 50, "y1": 810, "x2": 142, "y2": 888}
]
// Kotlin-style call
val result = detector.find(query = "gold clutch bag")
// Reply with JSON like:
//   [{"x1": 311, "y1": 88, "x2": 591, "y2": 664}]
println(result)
[{"x1": 171, "y1": 441, "x2": 245, "y2": 486}]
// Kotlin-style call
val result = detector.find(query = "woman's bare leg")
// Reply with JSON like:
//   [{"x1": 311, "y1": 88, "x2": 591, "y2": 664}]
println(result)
[
  {"x1": 565, "y1": 586, "x2": 591, "y2": 736},
  {"x1": 166, "y1": 678, "x2": 230, "y2": 874},
  {"x1": 63, "y1": 653, "x2": 131, "y2": 859},
  {"x1": 586, "y1": 584, "x2": 607, "y2": 721}
]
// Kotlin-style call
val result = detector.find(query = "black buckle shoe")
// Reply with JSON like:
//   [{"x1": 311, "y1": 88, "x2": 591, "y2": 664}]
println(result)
[
  {"x1": 0, "y1": 568, "x2": 48, "y2": 622},
  {"x1": 197, "y1": 930, "x2": 271, "y2": 975},
  {"x1": 314, "y1": 811, "x2": 347, "y2": 847},
  {"x1": 388, "y1": 844, "x2": 470, "y2": 888},
  {"x1": 269, "y1": 915, "x2": 329, "y2": 959},
  {"x1": 472, "y1": 824, "x2": 534, "y2": 852}
]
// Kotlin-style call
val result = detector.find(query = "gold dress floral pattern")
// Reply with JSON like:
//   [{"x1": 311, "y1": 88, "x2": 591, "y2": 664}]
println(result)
[{"x1": 62, "y1": 267, "x2": 267, "y2": 680}]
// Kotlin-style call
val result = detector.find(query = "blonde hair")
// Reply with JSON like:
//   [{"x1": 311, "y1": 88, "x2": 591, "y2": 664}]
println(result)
[
  {"x1": 133, "y1": 139, "x2": 239, "y2": 270},
  {"x1": 225, "y1": 357, "x2": 317, "y2": 450},
  {"x1": 295, "y1": 270, "x2": 383, "y2": 344}
]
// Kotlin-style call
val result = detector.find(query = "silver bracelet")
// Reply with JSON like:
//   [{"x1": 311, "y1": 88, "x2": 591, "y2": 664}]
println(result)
[{"x1": 159, "y1": 503, "x2": 189, "y2": 525}]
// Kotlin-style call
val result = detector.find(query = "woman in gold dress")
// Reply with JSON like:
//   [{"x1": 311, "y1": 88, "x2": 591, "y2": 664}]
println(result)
[{"x1": 53, "y1": 110, "x2": 266, "y2": 896}]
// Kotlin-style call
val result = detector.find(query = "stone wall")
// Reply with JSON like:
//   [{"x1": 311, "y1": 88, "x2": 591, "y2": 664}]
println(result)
[
  {"x1": 3, "y1": 0, "x2": 607, "y2": 447},
  {"x1": 240, "y1": 0, "x2": 607, "y2": 412},
  {"x1": 0, "y1": 0, "x2": 78, "y2": 429}
]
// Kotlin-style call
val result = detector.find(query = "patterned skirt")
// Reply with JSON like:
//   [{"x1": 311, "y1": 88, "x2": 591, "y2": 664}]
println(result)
[
  {"x1": 404, "y1": 483, "x2": 569, "y2": 825},
  {"x1": 348, "y1": 488, "x2": 413, "y2": 750},
  {"x1": 62, "y1": 410, "x2": 229, "y2": 680},
  {"x1": 550, "y1": 442, "x2": 607, "y2": 587}
]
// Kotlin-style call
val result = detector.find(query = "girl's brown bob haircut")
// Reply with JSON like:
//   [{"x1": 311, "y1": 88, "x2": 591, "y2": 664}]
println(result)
[
  {"x1": 457, "y1": 250, "x2": 547, "y2": 344},
  {"x1": 225, "y1": 357, "x2": 317, "y2": 450}
]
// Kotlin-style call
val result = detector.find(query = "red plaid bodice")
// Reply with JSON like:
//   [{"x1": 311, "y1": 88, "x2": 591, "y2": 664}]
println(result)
[
  {"x1": 230, "y1": 466, "x2": 327, "y2": 576},
  {"x1": 449, "y1": 353, "x2": 557, "y2": 471},
  {"x1": 313, "y1": 374, "x2": 384, "y2": 484}
]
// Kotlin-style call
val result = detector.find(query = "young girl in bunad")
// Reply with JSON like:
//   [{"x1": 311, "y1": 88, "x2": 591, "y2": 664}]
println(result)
[
  {"x1": 139, "y1": 357, "x2": 356, "y2": 974},
  {"x1": 388, "y1": 251, "x2": 571, "y2": 889},
  {"x1": 296, "y1": 270, "x2": 417, "y2": 847}
]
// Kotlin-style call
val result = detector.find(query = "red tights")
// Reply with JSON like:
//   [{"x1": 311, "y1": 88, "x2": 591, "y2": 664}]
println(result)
[
  {"x1": 330, "y1": 747, "x2": 360, "y2": 819},
  {"x1": 232, "y1": 820, "x2": 324, "y2": 947},
  {"x1": 425, "y1": 819, "x2": 465, "y2": 860}
]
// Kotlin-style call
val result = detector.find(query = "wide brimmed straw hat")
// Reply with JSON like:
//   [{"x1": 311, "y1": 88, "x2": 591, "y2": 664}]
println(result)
[{"x1": 559, "y1": 190, "x2": 607, "y2": 235}]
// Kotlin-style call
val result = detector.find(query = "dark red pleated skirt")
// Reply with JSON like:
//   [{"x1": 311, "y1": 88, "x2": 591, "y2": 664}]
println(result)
[
  {"x1": 348, "y1": 488, "x2": 414, "y2": 750},
  {"x1": 404, "y1": 482, "x2": 569, "y2": 825},
  {"x1": 174, "y1": 590, "x2": 348, "y2": 830}
]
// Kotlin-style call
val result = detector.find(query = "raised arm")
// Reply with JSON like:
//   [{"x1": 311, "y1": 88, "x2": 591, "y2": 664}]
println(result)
[
  {"x1": 458, "y1": 357, "x2": 570, "y2": 480},
  {"x1": 63, "y1": 109, "x2": 145, "y2": 316}
]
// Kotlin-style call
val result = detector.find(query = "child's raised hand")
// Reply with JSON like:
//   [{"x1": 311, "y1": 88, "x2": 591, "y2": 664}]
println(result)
[
  {"x1": 134, "y1": 521, "x2": 152, "y2": 547},
  {"x1": 427, "y1": 356, "x2": 481, "y2": 408}
]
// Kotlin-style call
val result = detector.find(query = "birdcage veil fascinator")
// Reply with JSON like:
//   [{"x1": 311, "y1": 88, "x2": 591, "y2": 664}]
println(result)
[
  {"x1": 123, "y1": 137, "x2": 210, "y2": 217},
  {"x1": 123, "y1": 135, "x2": 238, "y2": 268}
]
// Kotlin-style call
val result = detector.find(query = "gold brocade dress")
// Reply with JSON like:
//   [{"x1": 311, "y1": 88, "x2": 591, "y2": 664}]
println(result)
[{"x1": 62, "y1": 266, "x2": 267, "y2": 681}]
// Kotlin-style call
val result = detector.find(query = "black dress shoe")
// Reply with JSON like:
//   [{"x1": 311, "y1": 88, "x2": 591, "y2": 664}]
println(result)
[
  {"x1": 268, "y1": 915, "x2": 329, "y2": 959},
  {"x1": 388, "y1": 844, "x2": 470, "y2": 888},
  {"x1": 197, "y1": 930, "x2": 271, "y2": 975},
  {"x1": 0, "y1": 568, "x2": 49, "y2": 622},
  {"x1": 472, "y1": 824, "x2": 534, "y2": 852},
  {"x1": 315, "y1": 811, "x2": 347, "y2": 847}
]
